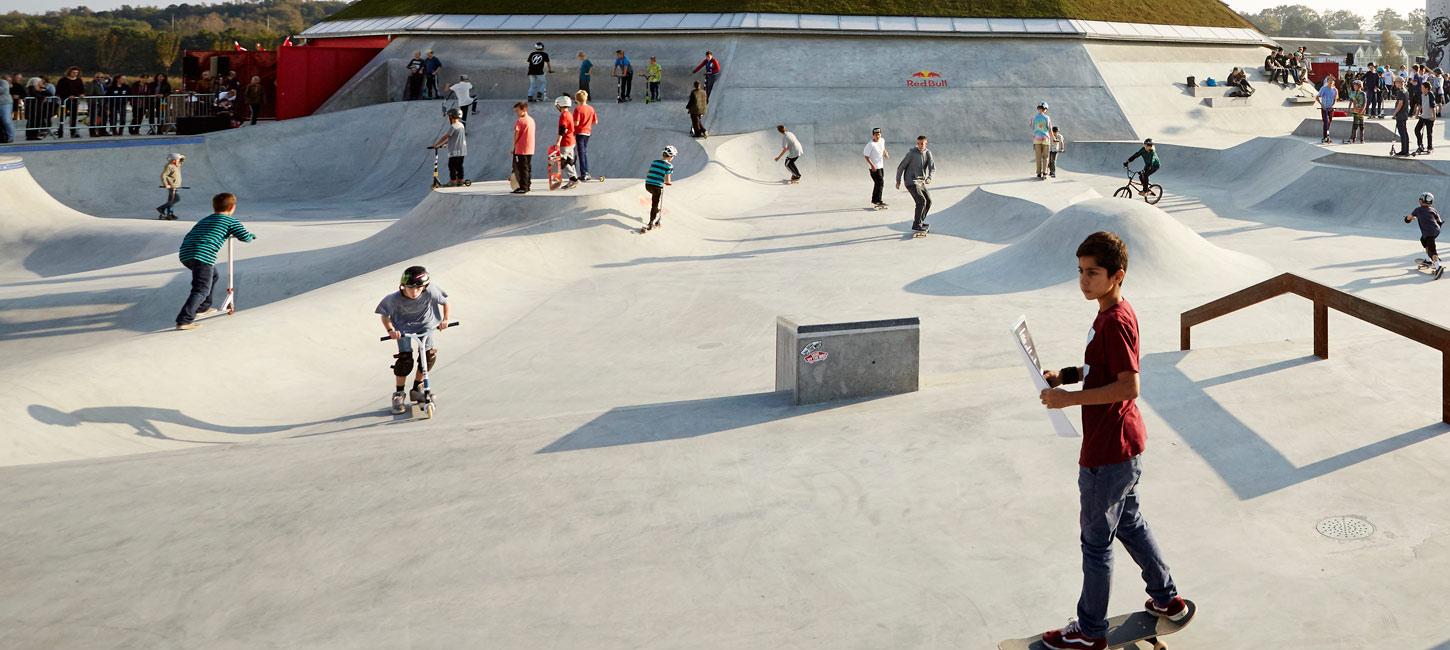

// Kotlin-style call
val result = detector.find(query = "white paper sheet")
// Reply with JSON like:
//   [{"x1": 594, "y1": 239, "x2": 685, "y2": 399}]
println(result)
[{"x1": 1012, "y1": 316, "x2": 1080, "y2": 438}]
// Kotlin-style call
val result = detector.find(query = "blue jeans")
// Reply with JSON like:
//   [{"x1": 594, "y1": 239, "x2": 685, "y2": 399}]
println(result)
[
  {"x1": 176, "y1": 259, "x2": 218, "y2": 325},
  {"x1": 0, "y1": 103, "x2": 13, "y2": 143},
  {"x1": 1076, "y1": 456, "x2": 1178, "y2": 638},
  {"x1": 528, "y1": 74, "x2": 547, "y2": 99},
  {"x1": 576, "y1": 133, "x2": 590, "y2": 178}
]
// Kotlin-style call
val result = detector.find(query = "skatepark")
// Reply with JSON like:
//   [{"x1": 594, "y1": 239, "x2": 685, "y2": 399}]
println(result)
[{"x1": 3, "y1": 12, "x2": 1450, "y2": 649}]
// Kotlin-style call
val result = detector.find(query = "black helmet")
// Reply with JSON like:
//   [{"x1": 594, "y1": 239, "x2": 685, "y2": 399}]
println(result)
[{"x1": 400, "y1": 265, "x2": 430, "y2": 288}]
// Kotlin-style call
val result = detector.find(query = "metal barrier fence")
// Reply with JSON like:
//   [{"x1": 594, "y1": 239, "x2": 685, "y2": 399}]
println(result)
[{"x1": 5, "y1": 93, "x2": 236, "y2": 142}]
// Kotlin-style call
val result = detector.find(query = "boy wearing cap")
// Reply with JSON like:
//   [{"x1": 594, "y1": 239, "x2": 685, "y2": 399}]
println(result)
[
  {"x1": 527, "y1": 42, "x2": 552, "y2": 102},
  {"x1": 1032, "y1": 102, "x2": 1053, "y2": 179},
  {"x1": 1049, "y1": 126, "x2": 1066, "y2": 178},
  {"x1": 1346, "y1": 79, "x2": 1366, "y2": 144},
  {"x1": 430, "y1": 109, "x2": 468, "y2": 187},
  {"x1": 158, "y1": 153, "x2": 185, "y2": 220},
  {"x1": 1123, "y1": 139, "x2": 1160, "y2": 196},
  {"x1": 863, "y1": 127, "x2": 889, "y2": 209}
]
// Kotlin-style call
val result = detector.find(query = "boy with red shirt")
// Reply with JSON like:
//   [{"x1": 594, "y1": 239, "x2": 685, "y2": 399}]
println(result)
[
  {"x1": 553, "y1": 95, "x2": 579, "y2": 189},
  {"x1": 573, "y1": 90, "x2": 598, "y2": 181},
  {"x1": 1037, "y1": 231, "x2": 1189, "y2": 650},
  {"x1": 510, "y1": 102, "x2": 536, "y2": 194}
]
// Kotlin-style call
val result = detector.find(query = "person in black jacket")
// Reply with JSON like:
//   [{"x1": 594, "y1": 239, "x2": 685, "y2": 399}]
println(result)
[
  {"x1": 106, "y1": 74, "x2": 130, "y2": 135},
  {"x1": 56, "y1": 67, "x2": 86, "y2": 138}
]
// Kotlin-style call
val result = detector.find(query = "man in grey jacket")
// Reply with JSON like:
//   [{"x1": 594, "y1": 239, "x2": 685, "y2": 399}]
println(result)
[{"x1": 895, "y1": 135, "x2": 935, "y2": 232}]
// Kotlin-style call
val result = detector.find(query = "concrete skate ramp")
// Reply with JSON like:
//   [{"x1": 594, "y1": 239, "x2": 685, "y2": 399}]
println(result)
[
  {"x1": 15, "y1": 100, "x2": 705, "y2": 219},
  {"x1": 0, "y1": 158, "x2": 179, "y2": 278},
  {"x1": 1062, "y1": 137, "x2": 1323, "y2": 207},
  {"x1": 930, "y1": 180, "x2": 1099, "y2": 243},
  {"x1": 906, "y1": 197, "x2": 1273, "y2": 296},
  {"x1": 1249, "y1": 163, "x2": 1448, "y2": 228},
  {"x1": 1083, "y1": 42, "x2": 1321, "y2": 145}
]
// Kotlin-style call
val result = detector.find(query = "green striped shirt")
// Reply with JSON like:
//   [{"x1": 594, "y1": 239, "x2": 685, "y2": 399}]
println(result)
[
  {"x1": 179, "y1": 214, "x2": 255, "y2": 265},
  {"x1": 645, "y1": 159, "x2": 673, "y2": 187}
]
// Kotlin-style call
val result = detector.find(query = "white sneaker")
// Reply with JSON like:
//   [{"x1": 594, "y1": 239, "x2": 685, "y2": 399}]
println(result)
[{"x1": 390, "y1": 392, "x2": 407, "y2": 414}]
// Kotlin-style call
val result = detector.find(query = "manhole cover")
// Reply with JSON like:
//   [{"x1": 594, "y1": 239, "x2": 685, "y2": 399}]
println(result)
[{"x1": 1316, "y1": 515, "x2": 1374, "y2": 540}]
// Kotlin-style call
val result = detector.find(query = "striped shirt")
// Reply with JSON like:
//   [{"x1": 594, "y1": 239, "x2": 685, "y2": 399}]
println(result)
[
  {"x1": 645, "y1": 159, "x2": 673, "y2": 187},
  {"x1": 179, "y1": 213, "x2": 255, "y2": 265}
]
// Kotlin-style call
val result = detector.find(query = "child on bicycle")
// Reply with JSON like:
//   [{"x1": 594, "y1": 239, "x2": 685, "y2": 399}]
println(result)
[
  {"x1": 1405, "y1": 191, "x2": 1444, "y2": 279},
  {"x1": 376, "y1": 265, "x2": 454, "y2": 413},
  {"x1": 1123, "y1": 139, "x2": 1160, "y2": 196}
]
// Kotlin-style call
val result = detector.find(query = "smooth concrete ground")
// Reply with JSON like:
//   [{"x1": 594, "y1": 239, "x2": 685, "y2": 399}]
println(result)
[{"x1": 4, "y1": 47, "x2": 1450, "y2": 647}]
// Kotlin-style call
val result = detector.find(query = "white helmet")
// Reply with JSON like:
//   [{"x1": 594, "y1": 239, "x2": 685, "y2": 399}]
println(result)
[
  {"x1": 662, "y1": 145, "x2": 678, "y2": 157},
  {"x1": 1422, "y1": 191, "x2": 1436, "y2": 204},
  {"x1": 1037, "y1": 101, "x2": 1049, "y2": 109},
  {"x1": 554, "y1": 95, "x2": 572, "y2": 108}
]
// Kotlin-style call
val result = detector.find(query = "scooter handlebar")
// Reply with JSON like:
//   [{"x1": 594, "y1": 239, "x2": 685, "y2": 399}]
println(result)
[{"x1": 380, "y1": 321, "x2": 461, "y2": 341}]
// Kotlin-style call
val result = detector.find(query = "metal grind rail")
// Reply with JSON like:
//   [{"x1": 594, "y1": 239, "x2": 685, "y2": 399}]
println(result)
[{"x1": 1181, "y1": 272, "x2": 1450, "y2": 423}]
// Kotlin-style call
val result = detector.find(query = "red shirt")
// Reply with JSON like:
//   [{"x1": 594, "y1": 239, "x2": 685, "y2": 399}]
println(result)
[
  {"x1": 573, "y1": 104, "x2": 597, "y2": 136},
  {"x1": 1079, "y1": 299, "x2": 1147, "y2": 468},
  {"x1": 513, "y1": 115, "x2": 535, "y2": 155},
  {"x1": 557, "y1": 110, "x2": 576, "y2": 148}
]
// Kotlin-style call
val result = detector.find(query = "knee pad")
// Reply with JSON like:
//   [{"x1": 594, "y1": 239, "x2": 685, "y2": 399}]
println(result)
[{"x1": 392, "y1": 352, "x2": 414, "y2": 377}]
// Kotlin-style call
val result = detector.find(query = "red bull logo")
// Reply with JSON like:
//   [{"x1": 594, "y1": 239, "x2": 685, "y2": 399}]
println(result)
[{"x1": 906, "y1": 70, "x2": 947, "y2": 88}]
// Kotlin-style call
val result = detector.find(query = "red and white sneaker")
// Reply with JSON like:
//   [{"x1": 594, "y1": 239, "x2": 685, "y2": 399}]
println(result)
[
  {"x1": 1041, "y1": 618, "x2": 1106, "y2": 650},
  {"x1": 1144, "y1": 596, "x2": 1189, "y2": 622}
]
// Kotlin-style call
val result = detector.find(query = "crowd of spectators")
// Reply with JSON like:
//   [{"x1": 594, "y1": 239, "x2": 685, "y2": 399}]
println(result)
[{"x1": 0, "y1": 67, "x2": 271, "y2": 144}]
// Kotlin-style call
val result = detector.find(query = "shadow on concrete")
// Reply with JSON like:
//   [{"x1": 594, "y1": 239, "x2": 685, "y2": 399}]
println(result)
[
  {"x1": 593, "y1": 231, "x2": 903, "y2": 269},
  {"x1": 1144, "y1": 350, "x2": 1450, "y2": 500},
  {"x1": 27, "y1": 403, "x2": 377, "y2": 444},
  {"x1": 537, "y1": 391, "x2": 857, "y2": 453}
]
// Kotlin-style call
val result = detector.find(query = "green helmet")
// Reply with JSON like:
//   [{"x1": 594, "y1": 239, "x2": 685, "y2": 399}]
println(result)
[{"x1": 400, "y1": 265, "x2": 430, "y2": 288}]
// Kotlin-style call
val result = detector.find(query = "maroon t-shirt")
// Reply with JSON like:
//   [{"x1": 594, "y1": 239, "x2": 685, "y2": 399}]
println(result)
[{"x1": 1079, "y1": 299, "x2": 1147, "y2": 467}]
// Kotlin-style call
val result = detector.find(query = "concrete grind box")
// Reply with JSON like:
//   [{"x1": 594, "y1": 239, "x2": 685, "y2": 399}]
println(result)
[{"x1": 775, "y1": 316, "x2": 920, "y2": 405}]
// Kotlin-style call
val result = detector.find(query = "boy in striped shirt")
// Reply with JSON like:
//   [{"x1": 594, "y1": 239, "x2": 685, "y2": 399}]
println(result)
[
  {"x1": 641, "y1": 146, "x2": 676, "y2": 233},
  {"x1": 175, "y1": 193, "x2": 255, "y2": 330}
]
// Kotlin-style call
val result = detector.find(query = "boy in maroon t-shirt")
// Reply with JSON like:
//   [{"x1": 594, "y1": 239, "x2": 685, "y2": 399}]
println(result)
[{"x1": 1036, "y1": 231, "x2": 1189, "y2": 650}]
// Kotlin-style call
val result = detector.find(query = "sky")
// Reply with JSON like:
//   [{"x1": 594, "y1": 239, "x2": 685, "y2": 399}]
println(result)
[
  {"x1": 3, "y1": 0, "x2": 1434, "y2": 18},
  {"x1": 1226, "y1": 0, "x2": 1424, "y2": 14}
]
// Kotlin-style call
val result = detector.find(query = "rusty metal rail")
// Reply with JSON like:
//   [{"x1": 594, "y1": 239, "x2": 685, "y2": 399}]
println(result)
[{"x1": 1181, "y1": 272, "x2": 1450, "y2": 423}]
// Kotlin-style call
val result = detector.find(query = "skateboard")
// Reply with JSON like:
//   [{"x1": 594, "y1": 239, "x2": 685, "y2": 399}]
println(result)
[
  {"x1": 997, "y1": 600, "x2": 1195, "y2": 650},
  {"x1": 546, "y1": 145, "x2": 563, "y2": 190},
  {"x1": 912, "y1": 223, "x2": 930, "y2": 238},
  {"x1": 509, "y1": 171, "x2": 520, "y2": 191},
  {"x1": 1416, "y1": 258, "x2": 1445, "y2": 279}
]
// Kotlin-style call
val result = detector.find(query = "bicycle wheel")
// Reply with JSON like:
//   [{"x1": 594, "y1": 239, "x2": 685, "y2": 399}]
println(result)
[
  {"x1": 1144, "y1": 184, "x2": 1163, "y2": 205},
  {"x1": 1113, "y1": 186, "x2": 1134, "y2": 199}
]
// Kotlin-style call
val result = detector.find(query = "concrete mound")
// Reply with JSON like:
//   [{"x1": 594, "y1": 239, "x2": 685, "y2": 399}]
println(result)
[
  {"x1": 907, "y1": 197, "x2": 1273, "y2": 295},
  {"x1": 931, "y1": 180, "x2": 1099, "y2": 243},
  {"x1": 0, "y1": 157, "x2": 178, "y2": 278}
]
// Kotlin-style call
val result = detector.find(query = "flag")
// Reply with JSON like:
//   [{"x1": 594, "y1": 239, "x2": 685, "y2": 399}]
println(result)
[
  {"x1": 281, "y1": 36, "x2": 293, "y2": 47},
  {"x1": 233, "y1": 41, "x2": 247, "y2": 52}
]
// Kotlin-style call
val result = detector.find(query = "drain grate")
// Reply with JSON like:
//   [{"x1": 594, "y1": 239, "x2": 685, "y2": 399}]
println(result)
[{"x1": 1316, "y1": 515, "x2": 1375, "y2": 540}]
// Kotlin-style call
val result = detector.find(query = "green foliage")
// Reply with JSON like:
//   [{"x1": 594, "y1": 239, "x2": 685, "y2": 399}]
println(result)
[
  {"x1": 327, "y1": 0, "x2": 1253, "y2": 28},
  {"x1": 0, "y1": 0, "x2": 348, "y2": 76},
  {"x1": 1381, "y1": 27, "x2": 1406, "y2": 67}
]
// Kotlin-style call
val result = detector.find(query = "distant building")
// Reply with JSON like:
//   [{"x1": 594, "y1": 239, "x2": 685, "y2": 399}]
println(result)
[{"x1": 1273, "y1": 37, "x2": 1380, "y2": 65}]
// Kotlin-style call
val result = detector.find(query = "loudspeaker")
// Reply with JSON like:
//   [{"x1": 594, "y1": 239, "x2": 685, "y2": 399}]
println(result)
[
  {"x1": 1187, "y1": 75, "x2": 1196, "y2": 87},
  {"x1": 176, "y1": 115, "x2": 230, "y2": 135},
  {"x1": 1345, "y1": 53, "x2": 1355, "y2": 66},
  {"x1": 182, "y1": 55, "x2": 199, "y2": 78},
  {"x1": 216, "y1": 56, "x2": 231, "y2": 77}
]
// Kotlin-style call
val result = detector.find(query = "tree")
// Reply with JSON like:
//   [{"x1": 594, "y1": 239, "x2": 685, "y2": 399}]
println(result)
[
  {"x1": 1253, "y1": 5, "x2": 1329, "y2": 38},
  {"x1": 1409, "y1": 8, "x2": 1427, "y2": 59},
  {"x1": 1375, "y1": 8, "x2": 1409, "y2": 31},
  {"x1": 1245, "y1": 12, "x2": 1282, "y2": 36},
  {"x1": 154, "y1": 30, "x2": 182, "y2": 71},
  {"x1": 94, "y1": 28, "x2": 126, "y2": 72},
  {"x1": 1321, "y1": 10, "x2": 1363, "y2": 31},
  {"x1": 1382, "y1": 28, "x2": 1406, "y2": 68}
]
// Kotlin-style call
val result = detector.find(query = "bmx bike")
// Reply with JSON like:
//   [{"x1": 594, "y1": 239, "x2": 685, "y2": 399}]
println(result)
[{"x1": 1114, "y1": 166, "x2": 1163, "y2": 205}]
